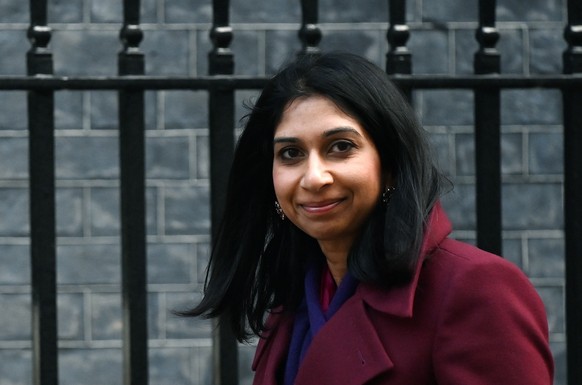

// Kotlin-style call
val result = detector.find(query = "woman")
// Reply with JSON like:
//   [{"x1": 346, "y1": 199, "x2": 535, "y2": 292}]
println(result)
[{"x1": 185, "y1": 52, "x2": 554, "y2": 384}]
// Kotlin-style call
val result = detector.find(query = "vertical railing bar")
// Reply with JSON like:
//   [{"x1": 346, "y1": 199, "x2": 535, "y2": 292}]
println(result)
[
  {"x1": 208, "y1": 1, "x2": 238, "y2": 385},
  {"x1": 386, "y1": 0, "x2": 412, "y2": 99},
  {"x1": 27, "y1": 0, "x2": 58, "y2": 384},
  {"x1": 563, "y1": 0, "x2": 582, "y2": 382},
  {"x1": 473, "y1": 0, "x2": 502, "y2": 255},
  {"x1": 298, "y1": 0, "x2": 321, "y2": 55},
  {"x1": 118, "y1": 0, "x2": 148, "y2": 384}
]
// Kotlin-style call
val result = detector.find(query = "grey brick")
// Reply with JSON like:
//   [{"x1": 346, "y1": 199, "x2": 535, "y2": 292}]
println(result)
[
  {"x1": 454, "y1": 29, "x2": 475, "y2": 75},
  {"x1": 0, "y1": 244, "x2": 29, "y2": 285},
  {"x1": 146, "y1": 136, "x2": 191, "y2": 179},
  {"x1": 0, "y1": 137, "x2": 28, "y2": 179},
  {"x1": 537, "y1": 286, "x2": 565, "y2": 334},
  {"x1": 232, "y1": 31, "x2": 260, "y2": 76},
  {"x1": 89, "y1": 188, "x2": 120, "y2": 236},
  {"x1": 196, "y1": 242, "x2": 210, "y2": 284},
  {"x1": 498, "y1": 0, "x2": 564, "y2": 22},
  {"x1": 58, "y1": 293, "x2": 84, "y2": 340},
  {"x1": 89, "y1": 91, "x2": 117, "y2": 130},
  {"x1": 528, "y1": 238, "x2": 565, "y2": 279},
  {"x1": 164, "y1": 185, "x2": 210, "y2": 235},
  {"x1": 502, "y1": 238, "x2": 522, "y2": 267},
  {"x1": 422, "y1": 0, "x2": 478, "y2": 22},
  {"x1": 441, "y1": 183, "x2": 476, "y2": 230},
  {"x1": 148, "y1": 243, "x2": 193, "y2": 284},
  {"x1": 149, "y1": 347, "x2": 196, "y2": 385},
  {"x1": 320, "y1": 30, "x2": 382, "y2": 65},
  {"x1": 265, "y1": 30, "x2": 301, "y2": 75},
  {"x1": 192, "y1": 346, "x2": 213, "y2": 385},
  {"x1": 59, "y1": 349, "x2": 123, "y2": 385},
  {"x1": 143, "y1": 30, "x2": 191, "y2": 76},
  {"x1": 0, "y1": 188, "x2": 29, "y2": 237},
  {"x1": 232, "y1": 0, "x2": 300, "y2": 24},
  {"x1": 530, "y1": 28, "x2": 567, "y2": 75},
  {"x1": 0, "y1": 2, "x2": 27, "y2": 23},
  {"x1": 55, "y1": 136, "x2": 119, "y2": 179},
  {"x1": 91, "y1": 293, "x2": 122, "y2": 340},
  {"x1": 0, "y1": 92, "x2": 28, "y2": 130},
  {"x1": 497, "y1": 29, "x2": 526, "y2": 74},
  {"x1": 140, "y1": 0, "x2": 159, "y2": 24},
  {"x1": 57, "y1": 188, "x2": 84, "y2": 237},
  {"x1": 89, "y1": 187, "x2": 157, "y2": 236},
  {"x1": 90, "y1": 0, "x2": 123, "y2": 23},
  {"x1": 148, "y1": 292, "x2": 161, "y2": 338},
  {"x1": 501, "y1": 132, "x2": 524, "y2": 175},
  {"x1": 49, "y1": 0, "x2": 83, "y2": 23},
  {"x1": 195, "y1": 133, "x2": 209, "y2": 180},
  {"x1": 164, "y1": 0, "x2": 211, "y2": 24},
  {"x1": 409, "y1": 30, "x2": 449, "y2": 75},
  {"x1": 239, "y1": 344, "x2": 256, "y2": 385},
  {"x1": 0, "y1": 350, "x2": 32, "y2": 385},
  {"x1": 551, "y1": 341, "x2": 567, "y2": 385},
  {"x1": 55, "y1": 91, "x2": 84, "y2": 130},
  {"x1": 52, "y1": 30, "x2": 118, "y2": 76},
  {"x1": 319, "y1": 0, "x2": 387, "y2": 23},
  {"x1": 455, "y1": 133, "x2": 475, "y2": 176},
  {"x1": 0, "y1": 294, "x2": 31, "y2": 340},
  {"x1": 195, "y1": 30, "x2": 212, "y2": 76},
  {"x1": 0, "y1": 30, "x2": 27, "y2": 75},
  {"x1": 428, "y1": 132, "x2": 453, "y2": 176},
  {"x1": 501, "y1": 89, "x2": 562, "y2": 125},
  {"x1": 420, "y1": 90, "x2": 474, "y2": 126},
  {"x1": 164, "y1": 91, "x2": 208, "y2": 129},
  {"x1": 57, "y1": 243, "x2": 120, "y2": 285},
  {"x1": 529, "y1": 132, "x2": 563, "y2": 174},
  {"x1": 502, "y1": 183, "x2": 563, "y2": 230},
  {"x1": 165, "y1": 292, "x2": 212, "y2": 339}
]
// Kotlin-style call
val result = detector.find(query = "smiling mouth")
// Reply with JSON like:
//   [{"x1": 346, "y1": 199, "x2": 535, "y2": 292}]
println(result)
[{"x1": 300, "y1": 200, "x2": 343, "y2": 214}]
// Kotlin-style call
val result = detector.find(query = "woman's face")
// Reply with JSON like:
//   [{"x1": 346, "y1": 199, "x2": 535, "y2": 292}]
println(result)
[{"x1": 272, "y1": 95, "x2": 383, "y2": 252}]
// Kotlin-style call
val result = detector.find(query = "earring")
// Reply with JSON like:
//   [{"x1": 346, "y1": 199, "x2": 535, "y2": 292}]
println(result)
[
  {"x1": 274, "y1": 201, "x2": 285, "y2": 220},
  {"x1": 382, "y1": 186, "x2": 396, "y2": 205}
]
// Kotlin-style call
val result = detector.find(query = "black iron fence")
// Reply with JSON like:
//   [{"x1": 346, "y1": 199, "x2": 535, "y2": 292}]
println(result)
[{"x1": 0, "y1": 0, "x2": 581, "y2": 384}]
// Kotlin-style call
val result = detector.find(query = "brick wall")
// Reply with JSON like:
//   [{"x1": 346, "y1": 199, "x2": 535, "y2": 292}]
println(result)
[{"x1": 0, "y1": 0, "x2": 567, "y2": 384}]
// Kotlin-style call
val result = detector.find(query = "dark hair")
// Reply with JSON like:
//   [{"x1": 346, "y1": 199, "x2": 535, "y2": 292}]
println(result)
[{"x1": 183, "y1": 52, "x2": 446, "y2": 342}]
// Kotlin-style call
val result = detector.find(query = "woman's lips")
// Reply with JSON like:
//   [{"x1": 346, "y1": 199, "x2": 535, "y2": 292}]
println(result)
[{"x1": 300, "y1": 200, "x2": 343, "y2": 214}]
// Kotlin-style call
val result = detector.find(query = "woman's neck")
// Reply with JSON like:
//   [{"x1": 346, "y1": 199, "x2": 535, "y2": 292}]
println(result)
[{"x1": 318, "y1": 239, "x2": 351, "y2": 286}]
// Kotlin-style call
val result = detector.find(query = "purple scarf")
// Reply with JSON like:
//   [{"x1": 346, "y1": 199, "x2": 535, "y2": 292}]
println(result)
[{"x1": 283, "y1": 265, "x2": 358, "y2": 385}]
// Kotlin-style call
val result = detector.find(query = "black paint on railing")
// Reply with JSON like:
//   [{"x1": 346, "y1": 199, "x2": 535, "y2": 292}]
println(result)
[
  {"x1": 27, "y1": 0, "x2": 58, "y2": 384},
  {"x1": 386, "y1": 0, "x2": 411, "y2": 76},
  {"x1": 299, "y1": 0, "x2": 321, "y2": 55},
  {"x1": 474, "y1": 0, "x2": 502, "y2": 256},
  {"x1": 563, "y1": 0, "x2": 582, "y2": 383},
  {"x1": 208, "y1": 1, "x2": 239, "y2": 384},
  {"x1": 118, "y1": 0, "x2": 148, "y2": 384}
]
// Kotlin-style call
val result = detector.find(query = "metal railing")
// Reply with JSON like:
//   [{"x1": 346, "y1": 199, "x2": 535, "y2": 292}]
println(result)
[{"x1": 0, "y1": 0, "x2": 580, "y2": 384}]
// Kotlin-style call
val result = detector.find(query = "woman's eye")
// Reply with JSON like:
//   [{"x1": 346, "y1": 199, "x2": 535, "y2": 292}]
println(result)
[
  {"x1": 330, "y1": 140, "x2": 355, "y2": 153},
  {"x1": 280, "y1": 147, "x2": 303, "y2": 160}
]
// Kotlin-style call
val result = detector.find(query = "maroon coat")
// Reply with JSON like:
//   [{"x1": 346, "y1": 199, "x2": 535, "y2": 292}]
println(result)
[{"x1": 252, "y1": 203, "x2": 554, "y2": 385}]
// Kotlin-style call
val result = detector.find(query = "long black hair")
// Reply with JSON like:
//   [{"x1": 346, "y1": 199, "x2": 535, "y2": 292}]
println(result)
[{"x1": 183, "y1": 52, "x2": 446, "y2": 342}]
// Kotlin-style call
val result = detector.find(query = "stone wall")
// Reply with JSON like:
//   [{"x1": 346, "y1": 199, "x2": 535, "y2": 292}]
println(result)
[{"x1": 0, "y1": 0, "x2": 567, "y2": 384}]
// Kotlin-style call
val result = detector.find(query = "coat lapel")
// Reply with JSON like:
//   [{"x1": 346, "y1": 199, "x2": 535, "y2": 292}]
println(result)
[
  {"x1": 294, "y1": 296, "x2": 394, "y2": 385},
  {"x1": 252, "y1": 311, "x2": 294, "y2": 385}
]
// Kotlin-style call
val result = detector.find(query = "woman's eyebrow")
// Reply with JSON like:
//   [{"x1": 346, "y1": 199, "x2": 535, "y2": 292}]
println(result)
[
  {"x1": 273, "y1": 136, "x2": 299, "y2": 144},
  {"x1": 323, "y1": 127, "x2": 362, "y2": 137}
]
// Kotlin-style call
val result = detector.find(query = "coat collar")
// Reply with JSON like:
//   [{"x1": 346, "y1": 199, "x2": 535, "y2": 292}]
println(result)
[{"x1": 357, "y1": 201, "x2": 451, "y2": 318}]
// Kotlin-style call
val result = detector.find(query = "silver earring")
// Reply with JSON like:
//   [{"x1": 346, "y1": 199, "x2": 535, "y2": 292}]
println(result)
[
  {"x1": 382, "y1": 186, "x2": 396, "y2": 205},
  {"x1": 274, "y1": 201, "x2": 285, "y2": 220}
]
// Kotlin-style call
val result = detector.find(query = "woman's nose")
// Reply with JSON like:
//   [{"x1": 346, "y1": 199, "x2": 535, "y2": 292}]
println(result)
[{"x1": 300, "y1": 155, "x2": 333, "y2": 191}]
